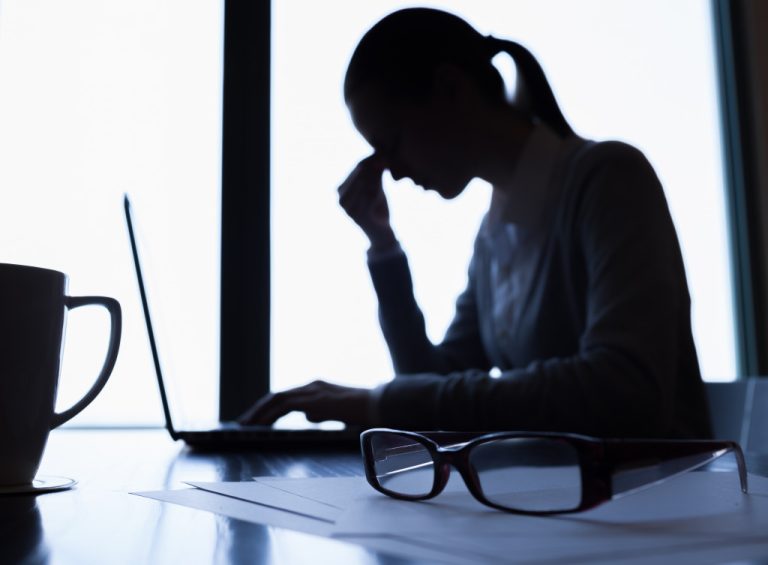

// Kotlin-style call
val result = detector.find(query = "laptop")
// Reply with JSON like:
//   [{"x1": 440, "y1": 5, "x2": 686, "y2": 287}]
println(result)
[{"x1": 124, "y1": 195, "x2": 360, "y2": 450}]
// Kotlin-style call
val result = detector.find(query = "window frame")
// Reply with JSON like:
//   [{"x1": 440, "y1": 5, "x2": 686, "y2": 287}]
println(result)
[
  {"x1": 219, "y1": 0, "x2": 271, "y2": 420},
  {"x1": 713, "y1": 0, "x2": 768, "y2": 377}
]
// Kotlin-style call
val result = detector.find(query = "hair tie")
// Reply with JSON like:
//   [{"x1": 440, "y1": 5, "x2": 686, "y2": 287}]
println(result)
[{"x1": 485, "y1": 34, "x2": 503, "y2": 56}]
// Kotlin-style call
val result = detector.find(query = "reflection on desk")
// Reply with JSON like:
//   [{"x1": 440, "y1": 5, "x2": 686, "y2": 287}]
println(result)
[
  {"x1": 0, "y1": 495, "x2": 48, "y2": 564},
  {"x1": 0, "y1": 429, "x2": 387, "y2": 565}
]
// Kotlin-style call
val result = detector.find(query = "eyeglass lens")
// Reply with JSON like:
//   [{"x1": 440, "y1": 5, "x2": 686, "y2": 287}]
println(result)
[
  {"x1": 470, "y1": 438, "x2": 582, "y2": 512},
  {"x1": 370, "y1": 433, "x2": 584, "y2": 512},
  {"x1": 371, "y1": 433, "x2": 435, "y2": 496}
]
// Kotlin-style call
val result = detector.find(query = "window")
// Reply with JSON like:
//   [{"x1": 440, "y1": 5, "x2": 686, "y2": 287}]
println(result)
[
  {"x1": 0, "y1": 1, "x2": 224, "y2": 425},
  {"x1": 271, "y1": 0, "x2": 736, "y2": 396}
]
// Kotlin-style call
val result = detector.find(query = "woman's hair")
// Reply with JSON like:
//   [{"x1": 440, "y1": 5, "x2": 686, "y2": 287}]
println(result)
[{"x1": 344, "y1": 8, "x2": 573, "y2": 137}]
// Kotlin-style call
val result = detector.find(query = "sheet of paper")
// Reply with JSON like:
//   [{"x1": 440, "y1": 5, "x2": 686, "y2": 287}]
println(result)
[
  {"x1": 133, "y1": 487, "x2": 479, "y2": 564},
  {"x1": 187, "y1": 481, "x2": 342, "y2": 522},
  {"x1": 252, "y1": 476, "x2": 370, "y2": 508},
  {"x1": 331, "y1": 472, "x2": 768, "y2": 564},
  {"x1": 334, "y1": 471, "x2": 768, "y2": 535},
  {"x1": 339, "y1": 529, "x2": 768, "y2": 565},
  {"x1": 133, "y1": 488, "x2": 333, "y2": 537},
  {"x1": 136, "y1": 472, "x2": 768, "y2": 565}
]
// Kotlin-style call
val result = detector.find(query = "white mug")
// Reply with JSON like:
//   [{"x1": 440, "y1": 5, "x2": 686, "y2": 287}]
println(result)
[{"x1": 0, "y1": 263, "x2": 122, "y2": 486}]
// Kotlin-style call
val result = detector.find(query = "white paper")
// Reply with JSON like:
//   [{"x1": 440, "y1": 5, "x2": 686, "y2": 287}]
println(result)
[
  {"x1": 133, "y1": 488, "x2": 333, "y2": 537},
  {"x1": 187, "y1": 480, "x2": 342, "y2": 522},
  {"x1": 253, "y1": 476, "x2": 370, "y2": 507},
  {"x1": 332, "y1": 472, "x2": 768, "y2": 564},
  {"x1": 133, "y1": 486, "x2": 478, "y2": 564},
  {"x1": 334, "y1": 471, "x2": 768, "y2": 535},
  {"x1": 135, "y1": 472, "x2": 768, "y2": 565}
]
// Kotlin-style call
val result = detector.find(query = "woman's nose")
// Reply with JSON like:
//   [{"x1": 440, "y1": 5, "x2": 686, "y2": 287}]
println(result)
[{"x1": 388, "y1": 164, "x2": 407, "y2": 182}]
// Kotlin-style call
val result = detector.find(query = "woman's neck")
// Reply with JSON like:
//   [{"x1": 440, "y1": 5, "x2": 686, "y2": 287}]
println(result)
[{"x1": 472, "y1": 106, "x2": 536, "y2": 192}]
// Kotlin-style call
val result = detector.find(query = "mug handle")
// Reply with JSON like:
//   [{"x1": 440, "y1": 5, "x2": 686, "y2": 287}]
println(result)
[{"x1": 50, "y1": 296, "x2": 123, "y2": 429}]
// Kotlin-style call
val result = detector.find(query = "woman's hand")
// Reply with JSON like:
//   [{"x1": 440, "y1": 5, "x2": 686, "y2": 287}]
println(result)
[
  {"x1": 237, "y1": 380, "x2": 375, "y2": 427},
  {"x1": 338, "y1": 154, "x2": 398, "y2": 252}
]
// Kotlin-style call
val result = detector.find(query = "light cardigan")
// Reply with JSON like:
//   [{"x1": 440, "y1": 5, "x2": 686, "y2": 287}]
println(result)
[{"x1": 367, "y1": 128, "x2": 711, "y2": 439}]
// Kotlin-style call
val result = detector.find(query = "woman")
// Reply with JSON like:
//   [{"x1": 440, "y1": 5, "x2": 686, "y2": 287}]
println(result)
[{"x1": 240, "y1": 8, "x2": 711, "y2": 438}]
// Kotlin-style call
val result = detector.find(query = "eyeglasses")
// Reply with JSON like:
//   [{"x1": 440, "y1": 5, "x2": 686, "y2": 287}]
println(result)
[{"x1": 360, "y1": 428, "x2": 748, "y2": 515}]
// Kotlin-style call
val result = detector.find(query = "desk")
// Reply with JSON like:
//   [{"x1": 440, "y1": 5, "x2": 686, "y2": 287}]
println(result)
[
  {"x1": 2, "y1": 429, "x2": 768, "y2": 565},
  {"x1": 0, "y1": 429, "x2": 391, "y2": 565}
]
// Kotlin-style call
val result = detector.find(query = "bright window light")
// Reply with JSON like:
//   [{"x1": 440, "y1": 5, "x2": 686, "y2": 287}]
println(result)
[{"x1": 0, "y1": 1, "x2": 223, "y2": 425}]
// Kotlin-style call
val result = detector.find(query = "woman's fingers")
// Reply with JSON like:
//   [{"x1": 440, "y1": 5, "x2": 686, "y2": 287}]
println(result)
[
  {"x1": 337, "y1": 155, "x2": 393, "y2": 243},
  {"x1": 236, "y1": 393, "x2": 275, "y2": 424},
  {"x1": 338, "y1": 155, "x2": 384, "y2": 198},
  {"x1": 238, "y1": 390, "x2": 314, "y2": 425},
  {"x1": 338, "y1": 173, "x2": 382, "y2": 211},
  {"x1": 237, "y1": 380, "x2": 373, "y2": 426},
  {"x1": 237, "y1": 380, "x2": 331, "y2": 425}
]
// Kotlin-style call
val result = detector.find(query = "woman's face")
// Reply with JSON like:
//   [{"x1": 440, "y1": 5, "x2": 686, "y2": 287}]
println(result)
[{"x1": 347, "y1": 82, "x2": 476, "y2": 199}]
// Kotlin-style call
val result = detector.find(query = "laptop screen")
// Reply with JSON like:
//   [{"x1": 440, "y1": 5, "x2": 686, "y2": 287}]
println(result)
[{"x1": 124, "y1": 195, "x2": 202, "y2": 435}]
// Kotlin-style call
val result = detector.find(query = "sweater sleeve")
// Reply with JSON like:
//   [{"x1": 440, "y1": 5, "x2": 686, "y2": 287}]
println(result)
[
  {"x1": 378, "y1": 143, "x2": 698, "y2": 438},
  {"x1": 368, "y1": 242, "x2": 491, "y2": 375}
]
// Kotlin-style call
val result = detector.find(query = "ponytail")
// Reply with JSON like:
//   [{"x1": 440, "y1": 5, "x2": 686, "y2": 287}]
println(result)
[{"x1": 486, "y1": 36, "x2": 574, "y2": 137}]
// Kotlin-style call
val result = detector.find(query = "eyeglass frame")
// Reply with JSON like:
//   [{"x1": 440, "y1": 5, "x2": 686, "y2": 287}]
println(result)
[{"x1": 360, "y1": 428, "x2": 748, "y2": 515}]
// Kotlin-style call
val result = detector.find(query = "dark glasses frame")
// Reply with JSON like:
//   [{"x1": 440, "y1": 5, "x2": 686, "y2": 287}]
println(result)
[{"x1": 360, "y1": 428, "x2": 748, "y2": 515}]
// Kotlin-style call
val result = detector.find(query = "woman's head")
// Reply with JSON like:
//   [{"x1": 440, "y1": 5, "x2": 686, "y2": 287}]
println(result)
[
  {"x1": 344, "y1": 8, "x2": 573, "y2": 198},
  {"x1": 344, "y1": 9, "x2": 505, "y2": 107}
]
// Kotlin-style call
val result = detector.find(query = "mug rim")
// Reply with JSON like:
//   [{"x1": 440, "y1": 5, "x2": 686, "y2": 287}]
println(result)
[{"x1": 0, "y1": 262, "x2": 66, "y2": 279}]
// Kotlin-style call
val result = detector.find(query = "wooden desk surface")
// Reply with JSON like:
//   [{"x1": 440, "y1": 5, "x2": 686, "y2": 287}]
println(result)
[
  {"x1": 3, "y1": 429, "x2": 768, "y2": 565},
  {"x1": 0, "y1": 429, "x2": 394, "y2": 565}
]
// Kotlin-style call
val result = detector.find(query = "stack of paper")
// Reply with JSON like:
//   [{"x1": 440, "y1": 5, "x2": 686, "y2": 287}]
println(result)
[{"x1": 135, "y1": 471, "x2": 768, "y2": 564}]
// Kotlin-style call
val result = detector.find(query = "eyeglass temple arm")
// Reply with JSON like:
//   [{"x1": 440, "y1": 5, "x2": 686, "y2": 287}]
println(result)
[{"x1": 601, "y1": 439, "x2": 748, "y2": 494}]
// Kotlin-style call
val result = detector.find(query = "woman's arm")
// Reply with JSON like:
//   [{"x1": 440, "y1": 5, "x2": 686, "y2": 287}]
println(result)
[
  {"x1": 339, "y1": 153, "x2": 491, "y2": 375},
  {"x1": 369, "y1": 243, "x2": 491, "y2": 375}
]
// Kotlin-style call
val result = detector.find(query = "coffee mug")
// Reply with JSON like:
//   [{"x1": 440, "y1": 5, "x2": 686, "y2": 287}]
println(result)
[{"x1": 0, "y1": 263, "x2": 122, "y2": 487}]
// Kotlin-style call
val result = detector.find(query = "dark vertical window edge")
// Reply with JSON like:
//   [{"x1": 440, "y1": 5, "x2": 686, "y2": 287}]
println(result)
[
  {"x1": 712, "y1": 0, "x2": 764, "y2": 377},
  {"x1": 219, "y1": 0, "x2": 271, "y2": 420}
]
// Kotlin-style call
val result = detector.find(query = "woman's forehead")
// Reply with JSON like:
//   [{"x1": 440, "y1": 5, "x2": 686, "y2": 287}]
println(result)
[{"x1": 348, "y1": 85, "x2": 405, "y2": 139}]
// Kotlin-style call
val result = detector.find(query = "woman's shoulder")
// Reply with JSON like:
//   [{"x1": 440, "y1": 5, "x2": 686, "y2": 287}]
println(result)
[
  {"x1": 557, "y1": 137, "x2": 667, "y2": 226},
  {"x1": 561, "y1": 137, "x2": 661, "y2": 196},
  {"x1": 567, "y1": 137, "x2": 654, "y2": 178}
]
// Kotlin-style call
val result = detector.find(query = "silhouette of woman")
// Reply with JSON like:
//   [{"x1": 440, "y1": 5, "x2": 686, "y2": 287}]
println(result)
[{"x1": 240, "y1": 7, "x2": 711, "y2": 438}]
